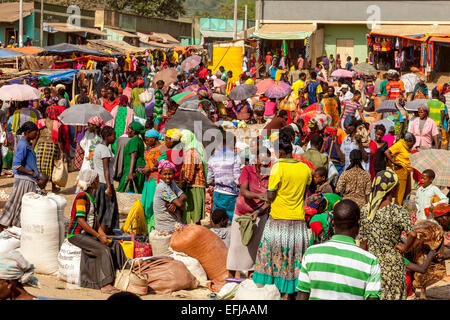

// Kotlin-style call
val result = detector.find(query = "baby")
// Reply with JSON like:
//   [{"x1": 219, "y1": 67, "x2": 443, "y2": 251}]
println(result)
[{"x1": 36, "y1": 173, "x2": 49, "y2": 196}]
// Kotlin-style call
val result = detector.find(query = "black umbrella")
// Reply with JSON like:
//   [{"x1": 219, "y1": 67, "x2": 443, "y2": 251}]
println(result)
[
  {"x1": 228, "y1": 84, "x2": 257, "y2": 101},
  {"x1": 376, "y1": 100, "x2": 398, "y2": 113}
]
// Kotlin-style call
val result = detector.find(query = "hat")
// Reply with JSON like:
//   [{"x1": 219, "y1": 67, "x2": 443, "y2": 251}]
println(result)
[{"x1": 341, "y1": 84, "x2": 349, "y2": 89}]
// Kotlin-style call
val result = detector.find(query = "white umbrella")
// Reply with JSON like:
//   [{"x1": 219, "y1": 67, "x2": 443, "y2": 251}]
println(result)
[
  {"x1": 0, "y1": 84, "x2": 42, "y2": 101},
  {"x1": 58, "y1": 103, "x2": 113, "y2": 126}
]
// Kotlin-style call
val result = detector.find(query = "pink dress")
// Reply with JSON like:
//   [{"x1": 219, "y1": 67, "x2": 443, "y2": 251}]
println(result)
[
  {"x1": 408, "y1": 117, "x2": 439, "y2": 149},
  {"x1": 264, "y1": 101, "x2": 276, "y2": 116}
]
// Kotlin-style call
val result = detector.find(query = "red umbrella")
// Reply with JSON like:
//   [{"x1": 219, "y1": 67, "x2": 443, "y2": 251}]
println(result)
[
  {"x1": 265, "y1": 81, "x2": 292, "y2": 99},
  {"x1": 256, "y1": 79, "x2": 275, "y2": 94}
]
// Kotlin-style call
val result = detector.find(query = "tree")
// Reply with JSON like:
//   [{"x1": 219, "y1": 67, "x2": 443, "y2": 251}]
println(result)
[
  {"x1": 108, "y1": 0, "x2": 186, "y2": 19},
  {"x1": 217, "y1": 0, "x2": 255, "y2": 20}
]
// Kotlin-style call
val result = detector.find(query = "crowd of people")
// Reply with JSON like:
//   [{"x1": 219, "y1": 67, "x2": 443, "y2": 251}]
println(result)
[{"x1": 0, "y1": 47, "x2": 449, "y2": 300}]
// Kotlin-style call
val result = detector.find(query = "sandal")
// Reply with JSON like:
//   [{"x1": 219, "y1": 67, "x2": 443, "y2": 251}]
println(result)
[{"x1": 101, "y1": 286, "x2": 121, "y2": 294}]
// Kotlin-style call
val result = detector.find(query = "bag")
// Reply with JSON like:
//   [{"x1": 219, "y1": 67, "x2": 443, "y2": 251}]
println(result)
[
  {"x1": 121, "y1": 200, "x2": 146, "y2": 235},
  {"x1": 114, "y1": 259, "x2": 148, "y2": 296},
  {"x1": 170, "y1": 250, "x2": 208, "y2": 283},
  {"x1": 139, "y1": 90, "x2": 153, "y2": 104},
  {"x1": 149, "y1": 230, "x2": 171, "y2": 256},
  {"x1": 133, "y1": 233, "x2": 152, "y2": 259},
  {"x1": 233, "y1": 279, "x2": 281, "y2": 300},
  {"x1": 136, "y1": 257, "x2": 199, "y2": 294},
  {"x1": 170, "y1": 225, "x2": 228, "y2": 281},
  {"x1": 57, "y1": 239, "x2": 81, "y2": 286},
  {"x1": 52, "y1": 159, "x2": 68, "y2": 187},
  {"x1": 116, "y1": 180, "x2": 141, "y2": 216}
]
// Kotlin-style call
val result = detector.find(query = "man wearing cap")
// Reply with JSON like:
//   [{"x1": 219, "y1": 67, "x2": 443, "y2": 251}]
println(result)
[{"x1": 338, "y1": 84, "x2": 354, "y2": 103}]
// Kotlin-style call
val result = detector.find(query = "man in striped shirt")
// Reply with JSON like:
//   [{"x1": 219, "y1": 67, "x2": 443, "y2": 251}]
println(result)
[
  {"x1": 296, "y1": 199, "x2": 381, "y2": 300},
  {"x1": 341, "y1": 91, "x2": 364, "y2": 126}
]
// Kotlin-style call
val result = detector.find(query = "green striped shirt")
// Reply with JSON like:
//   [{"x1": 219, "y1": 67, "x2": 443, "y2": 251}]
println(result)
[{"x1": 297, "y1": 235, "x2": 381, "y2": 300}]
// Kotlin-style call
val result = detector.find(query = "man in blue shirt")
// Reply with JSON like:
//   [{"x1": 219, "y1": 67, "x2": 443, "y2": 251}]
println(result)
[
  {"x1": 307, "y1": 72, "x2": 323, "y2": 105},
  {"x1": 345, "y1": 56, "x2": 353, "y2": 71}
]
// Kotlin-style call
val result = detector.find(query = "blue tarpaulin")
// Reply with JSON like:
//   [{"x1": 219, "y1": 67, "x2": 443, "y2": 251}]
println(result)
[
  {"x1": 40, "y1": 43, "x2": 110, "y2": 56},
  {"x1": 0, "y1": 48, "x2": 25, "y2": 59},
  {"x1": 40, "y1": 69, "x2": 79, "y2": 84}
]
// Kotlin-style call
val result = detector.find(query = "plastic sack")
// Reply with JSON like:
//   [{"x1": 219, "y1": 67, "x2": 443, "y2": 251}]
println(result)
[
  {"x1": 233, "y1": 279, "x2": 281, "y2": 300},
  {"x1": 52, "y1": 159, "x2": 68, "y2": 187},
  {"x1": 57, "y1": 239, "x2": 81, "y2": 287},
  {"x1": 47, "y1": 193, "x2": 67, "y2": 248},
  {"x1": 149, "y1": 230, "x2": 171, "y2": 257},
  {"x1": 139, "y1": 90, "x2": 153, "y2": 104},
  {"x1": 169, "y1": 249, "x2": 208, "y2": 283},
  {"x1": 21, "y1": 192, "x2": 64, "y2": 275},
  {"x1": 121, "y1": 200, "x2": 146, "y2": 235},
  {"x1": 135, "y1": 257, "x2": 199, "y2": 294},
  {"x1": 0, "y1": 227, "x2": 21, "y2": 254},
  {"x1": 170, "y1": 224, "x2": 228, "y2": 281}
]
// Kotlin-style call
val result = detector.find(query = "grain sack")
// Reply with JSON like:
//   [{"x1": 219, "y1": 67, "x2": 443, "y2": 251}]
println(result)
[
  {"x1": 0, "y1": 227, "x2": 21, "y2": 254},
  {"x1": 136, "y1": 257, "x2": 199, "y2": 294},
  {"x1": 149, "y1": 230, "x2": 171, "y2": 256},
  {"x1": 47, "y1": 193, "x2": 67, "y2": 248},
  {"x1": 234, "y1": 279, "x2": 281, "y2": 300},
  {"x1": 20, "y1": 192, "x2": 62, "y2": 275},
  {"x1": 57, "y1": 239, "x2": 81, "y2": 287},
  {"x1": 169, "y1": 249, "x2": 208, "y2": 283},
  {"x1": 170, "y1": 224, "x2": 228, "y2": 281}
]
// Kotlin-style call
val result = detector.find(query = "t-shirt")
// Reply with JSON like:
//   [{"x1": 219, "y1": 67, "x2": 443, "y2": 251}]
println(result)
[
  {"x1": 388, "y1": 139, "x2": 411, "y2": 171},
  {"x1": 345, "y1": 61, "x2": 353, "y2": 71},
  {"x1": 93, "y1": 144, "x2": 115, "y2": 184},
  {"x1": 342, "y1": 99, "x2": 361, "y2": 119},
  {"x1": 386, "y1": 80, "x2": 405, "y2": 100},
  {"x1": 379, "y1": 80, "x2": 388, "y2": 96},
  {"x1": 291, "y1": 80, "x2": 306, "y2": 99},
  {"x1": 210, "y1": 228, "x2": 231, "y2": 248},
  {"x1": 426, "y1": 99, "x2": 444, "y2": 126},
  {"x1": 67, "y1": 192, "x2": 96, "y2": 239},
  {"x1": 153, "y1": 180, "x2": 184, "y2": 233},
  {"x1": 270, "y1": 67, "x2": 278, "y2": 80},
  {"x1": 267, "y1": 159, "x2": 312, "y2": 220},
  {"x1": 307, "y1": 80, "x2": 322, "y2": 104},
  {"x1": 264, "y1": 101, "x2": 277, "y2": 116},
  {"x1": 265, "y1": 55, "x2": 273, "y2": 65}
]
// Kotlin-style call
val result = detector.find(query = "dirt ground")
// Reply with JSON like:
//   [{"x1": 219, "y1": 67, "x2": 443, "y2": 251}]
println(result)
[{"x1": 0, "y1": 171, "x2": 214, "y2": 300}]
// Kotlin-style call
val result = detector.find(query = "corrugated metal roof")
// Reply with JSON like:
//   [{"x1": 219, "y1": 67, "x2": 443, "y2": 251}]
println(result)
[
  {"x1": 253, "y1": 23, "x2": 316, "y2": 40},
  {"x1": 369, "y1": 24, "x2": 450, "y2": 37},
  {"x1": 0, "y1": 2, "x2": 33, "y2": 23},
  {"x1": 106, "y1": 28, "x2": 140, "y2": 39},
  {"x1": 44, "y1": 23, "x2": 107, "y2": 37},
  {"x1": 200, "y1": 30, "x2": 234, "y2": 38}
]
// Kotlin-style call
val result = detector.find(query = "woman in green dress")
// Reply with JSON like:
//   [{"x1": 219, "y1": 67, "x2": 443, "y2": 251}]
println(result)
[
  {"x1": 110, "y1": 95, "x2": 134, "y2": 155},
  {"x1": 117, "y1": 121, "x2": 146, "y2": 194}
]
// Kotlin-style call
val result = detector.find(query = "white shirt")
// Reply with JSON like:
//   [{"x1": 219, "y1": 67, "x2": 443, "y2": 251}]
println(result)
[
  {"x1": 339, "y1": 90, "x2": 354, "y2": 103},
  {"x1": 415, "y1": 184, "x2": 448, "y2": 221}
]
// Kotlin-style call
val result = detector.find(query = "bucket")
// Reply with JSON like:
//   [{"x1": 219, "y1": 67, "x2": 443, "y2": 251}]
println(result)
[{"x1": 120, "y1": 241, "x2": 135, "y2": 259}]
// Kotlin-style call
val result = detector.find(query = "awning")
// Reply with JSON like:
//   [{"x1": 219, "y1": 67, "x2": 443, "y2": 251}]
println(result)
[
  {"x1": 39, "y1": 69, "x2": 79, "y2": 84},
  {"x1": 8, "y1": 47, "x2": 43, "y2": 55},
  {"x1": 40, "y1": 43, "x2": 109, "y2": 56},
  {"x1": 44, "y1": 22, "x2": 107, "y2": 37},
  {"x1": 368, "y1": 24, "x2": 450, "y2": 39},
  {"x1": 0, "y1": 48, "x2": 24, "y2": 59},
  {"x1": 144, "y1": 32, "x2": 179, "y2": 44},
  {"x1": 252, "y1": 23, "x2": 316, "y2": 40},
  {"x1": 429, "y1": 36, "x2": 450, "y2": 44},
  {"x1": 200, "y1": 30, "x2": 234, "y2": 39},
  {"x1": 87, "y1": 39, "x2": 148, "y2": 54},
  {"x1": 106, "y1": 28, "x2": 140, "y2": 39},
  {"x1": 0, "y1": 2, "x2": 33, "y2": 23}
]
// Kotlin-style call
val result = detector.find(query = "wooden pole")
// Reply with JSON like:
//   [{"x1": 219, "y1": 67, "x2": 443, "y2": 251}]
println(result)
[{"x1": 88, "y1": 78, "x2": 93, "y2": 102}]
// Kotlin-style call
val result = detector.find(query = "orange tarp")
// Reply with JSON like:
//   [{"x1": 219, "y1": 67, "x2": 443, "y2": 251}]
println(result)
[
  {"x1": 429, "y1": 36, "x2": 450, "y2": 43},
  {"x1": 9, "y1": 46, "x2": 43, "y2": 55}
]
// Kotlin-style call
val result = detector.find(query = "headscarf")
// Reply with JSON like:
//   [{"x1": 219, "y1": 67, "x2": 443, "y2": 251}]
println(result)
[
  {"x1": 180, "y1": 129, "x2": 207, "y2": 176},
  {"x1": 129, "y1": 121, "x2": 145, "y2": 136},
  {"x1": 367, "y1": 170, "x2": 399, "y2": 221},
  {"x1": 46, "y1": 104, "x2": 65, "y2": 143},
  {"x1": 88, "y1": 116, "x2": 105, "y2": 129},
  {"x1": 166, "y1": 128, "x2": 182, "y2": 141},
  {"x1": 76, "y1": 168, "x2": 99, "y2": 191},
  {"x1": 145, "y1": 129, "x2": 163, "y2": 140},
  {"x1": 432, "y1": 203, "x2": 450, "y2": 219},
  {"x1": 158, "y1": 159, "x2": 177, "y2": 173},
  {"x1": 0, "y1": 250, "x2": 39, "y2": 287},
  {"x1": 306, "y1": 193, "x2": 327, "y2": 211},
  {"x1": 119, "y1": 95, "x2": 128, "y2": 107},
  {"x1": 136, "y1": 79, "x2": 144, "y2": 87}
]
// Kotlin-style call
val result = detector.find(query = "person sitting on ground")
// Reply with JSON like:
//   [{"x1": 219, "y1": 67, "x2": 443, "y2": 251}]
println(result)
[
  {"x1": 210, "y1": 208, "x2": 231, "y2": 248},
  {"x1": 297, "y1": 199, "x2": 382, "y2": 300},
  {"x1": 36, "y1": 173, "x2": 49, "y2": 196},
  {"x1": 153, "y1": 160, "x2": 187, "y2": 233},
  {"x1": 0, "y1": 250, "x2": 39, "y2": 300},
  {"x1": 311, "y1": 167, "x2": 333, "y2": 194},
  {"x1": 415, "y1": 169, "x2": 449, "y2": 221},
  {"x1": 67, "y1": 168, "x2": 127, "y2": 294},
  {"x1": 302, "y1": 134, "x2": 328, "y2": 170}
]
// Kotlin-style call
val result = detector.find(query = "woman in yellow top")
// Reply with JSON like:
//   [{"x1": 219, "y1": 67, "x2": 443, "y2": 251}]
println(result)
[
  {"x1": 252, "y1": 131, "x2": 312, "y2": 300},
  {"x1": 384, "y1": 133, "x2": 416, "y2": 206}
]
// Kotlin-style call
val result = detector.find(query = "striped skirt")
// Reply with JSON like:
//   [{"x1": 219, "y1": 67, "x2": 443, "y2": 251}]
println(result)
[
  {"x1": 0, "y1": 178, "x2": 36, "y2": 228},
  {"x1": 252, "y1": 216, "x2": 310, "y2": 294},
  {"x1": 36, "y1": 141, "x2": 60, "y2": 180}
]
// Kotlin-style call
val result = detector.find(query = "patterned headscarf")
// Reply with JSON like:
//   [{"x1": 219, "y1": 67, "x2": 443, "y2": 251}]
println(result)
[
  {"x1": 166, "y1": 128, "x2": 182, "y2": 141},
  {"x1": 180, "y1": 129, "x2": 207, "y2": 176},
  {"x1": 367, "y1": 170, "x2": 399, "y2": 221},
  {"x1": 88, "y1": 116, "x2": 105, "y2": 129},
  {"x1": 158, "y1": 159, "x2": 177, "y2": 173},
  {"x1": 0, "y1": 250, "x2": 39, "y2": 287},
  {"x1": 145, "y1": 129, "x2": 163, "y2": 139},
  {"x1": 306, "y1": 193, "x2": 327, "y2": 212}
]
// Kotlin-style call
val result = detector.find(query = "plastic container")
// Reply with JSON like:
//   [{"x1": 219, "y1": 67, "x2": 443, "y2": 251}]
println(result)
[{"x1": 120, "y1": 241, "x2": 135, "y2": 259}]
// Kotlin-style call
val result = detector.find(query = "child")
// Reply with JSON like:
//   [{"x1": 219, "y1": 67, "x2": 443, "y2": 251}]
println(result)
[
  {"x1": 210, "y1": 208, "x2": 230, "y2": 248},
  {"x1": 312, "y1": 167, "x2": 333, "y2": 194},
  {"x1": 36, "y1": 173, "x2": 49, "y2": 196},
  {"x1": 415, "y1": 169, "x2": 449, "y2": 221}
]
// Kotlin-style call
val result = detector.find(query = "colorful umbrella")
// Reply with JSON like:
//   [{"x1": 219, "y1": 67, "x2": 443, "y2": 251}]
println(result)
[
  {"x1": 400, "y1": 73, "x2": 420, "y2": 93},
  {"x1": 0, "y1": 84, "x2": 41, "y2": 101},
  {"x1": 171, "y1": 91, "x2": 197, "y2": 104},
  {"x1": 404, "y1": 99, "x2": 430, "y2": 112},
  {"x1": 183, "y1": 84, "x2": 199, "y2": 93},
  {"x1": 330, "y1": 69, "x2": 355, "y2": 78},
  {"x1": 352, "y1": 62, "x2": 377, "y2": 76},
  {"x1": 181, "y1": 55, "x2": 202, "y2": 72},
  {"x1": 228, "y1": 84, "x2": 257, "y2": 101},
  {"x1": 213, "y1": 78, "x2": 226, "y2": 88},
  {"x1": 376, "y1": 99, "x2": 398, "y2": 113},
  {"x1": 59, "y1": 103, "x2": 113, "y2": 126},
  {"x1": 256, "y1": 79, "x2": 276, "y2": 94},
  {"x1": 303, "y1": 103, "x2": 323, "y2": 113},
  {"x1": 152, "y1": 68, "x2": 178, "y2": 89},
  {"x1": 265, "y1": 81, "x2": 291, "y2": 99},
  {"x1": 409, "y1": 149, "x2": 450, "y2": 187}
]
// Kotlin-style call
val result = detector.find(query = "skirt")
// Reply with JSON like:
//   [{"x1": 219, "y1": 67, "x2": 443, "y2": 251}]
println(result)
[
  {"x1": 68, "y1": 234, "x2": 127, "y2": 290},
  {"x1": 0, "y1": 178, "x2": 36, "y2": 228},
  {"x1": 213, "y1": 192, "x2": 238, "y2": 225},
  {"x1": 226, "y1": 213, "x2": 268, "y2": 272},
  {"x1": 252, "y1": 216, "x2": 310, "y2": 294},
  {"x1": 141, "y1": 179, "x2": 158, "y2": 234},
  {"x1": 73, "y1": 143, "x2": 84, "y2": 170},
  {"x1": 182, "y1": 187, "x2": 206, "y2": 224},
  {"x1": 36, "y1": 141, "x2": 60, "y2": 180},
  {"x1": 93, "y1": 183, "x2": 119, "y2": 232}
]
